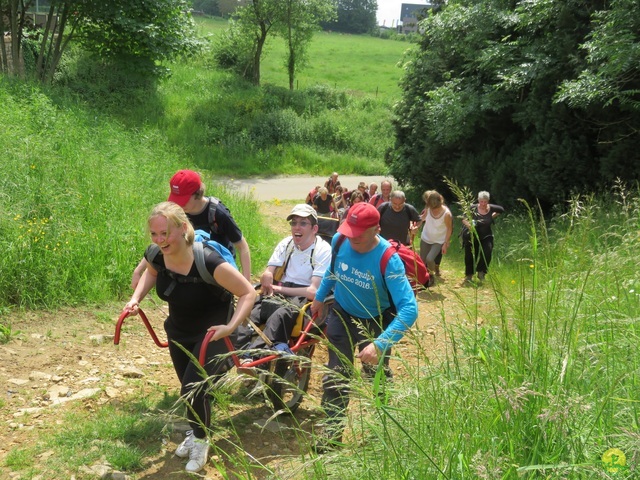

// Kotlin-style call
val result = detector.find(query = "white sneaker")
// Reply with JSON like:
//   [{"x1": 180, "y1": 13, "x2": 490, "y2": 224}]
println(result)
[
  {"x1": 175, "y1": 430, "x2": 194, "y2": 458},
  {"x1": 185, "y1": 437, "x2": 210, "y2": 473}
]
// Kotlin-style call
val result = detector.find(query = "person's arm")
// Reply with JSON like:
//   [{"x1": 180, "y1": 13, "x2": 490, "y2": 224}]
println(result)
[
  {"x1": 233, "y1": 236, "x2": 252, "y2": 282},
  {"x1": 273, "y1": 276, "x2": 321, "y2": 300},
  {"x1": 259, "y1": 265, "x2": 277, "y2": 296},
  {"x1": 310, "y1": 271, "x2": 336, "y2": 315},
  {"x1": 490, "y1": 204, "x2": 505, "y2": 218},
  {"x1": 130, "y1": 257, "x2": 147, "y2": 290},
  {"x1": 442, "y1": 210, "x2": 454, "y2": 255},
  {"x1": 124, "y1": 264, "x2": 158, "y2": 315},
  {"x1": 207, "y1": 263, "x2": 256, "y2": 341}
]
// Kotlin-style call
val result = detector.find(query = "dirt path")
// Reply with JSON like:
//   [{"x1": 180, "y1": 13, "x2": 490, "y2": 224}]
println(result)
[{"x1": 0, "y1": 201, "x2": 487, "y2": 479}]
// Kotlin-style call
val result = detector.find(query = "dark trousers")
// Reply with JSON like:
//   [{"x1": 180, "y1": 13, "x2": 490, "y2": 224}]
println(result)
[
  {"x1": 168, "y1": 331, "x2": 229, "y2": 439},
  {"x1": 321, "y1": 302, "x2": 394, "y2": 440},
  {"x1": 464, "y1": 235, "x2": 494, "y2": 276}
]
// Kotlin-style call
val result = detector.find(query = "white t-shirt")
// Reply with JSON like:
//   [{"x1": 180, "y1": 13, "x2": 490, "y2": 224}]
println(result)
[
  {"x1": 268, "y1": 235, "x2": 332, "y2": 286},
  {"x1": 421, "y1": 207, "x2": 451, "y2": 244}
]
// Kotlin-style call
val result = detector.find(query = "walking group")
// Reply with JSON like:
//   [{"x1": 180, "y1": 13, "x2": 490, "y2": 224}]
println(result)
[{"x1": 121, "y1": 169, "x2": 503, "y2": 472}]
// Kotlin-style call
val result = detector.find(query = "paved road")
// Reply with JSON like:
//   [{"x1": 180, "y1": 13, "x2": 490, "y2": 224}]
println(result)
[{"x1": 225, "y1": 175, "x2": 394, "y2": 202}]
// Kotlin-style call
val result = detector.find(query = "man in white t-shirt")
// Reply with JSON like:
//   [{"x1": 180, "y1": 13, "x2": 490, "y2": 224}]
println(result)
[{"x1": 235, "y1": 204, "x2": 332, "y2": 356}]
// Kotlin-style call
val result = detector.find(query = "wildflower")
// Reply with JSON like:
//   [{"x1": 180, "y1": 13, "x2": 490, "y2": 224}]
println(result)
[
  {"x1": 529, "y1": 264, "x2": 534, "y2": 269},
  {"x1": 511, "y1": 280, "x2": 516, "y2": 284},
  {"x1": 630, "y1": 289, "x2": 635, "y2": 294}
]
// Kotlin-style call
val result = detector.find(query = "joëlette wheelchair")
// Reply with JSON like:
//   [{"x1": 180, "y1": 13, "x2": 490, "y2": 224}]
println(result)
[{"x1": 114, "y1": 297, "x2": 333, "y2": 413}]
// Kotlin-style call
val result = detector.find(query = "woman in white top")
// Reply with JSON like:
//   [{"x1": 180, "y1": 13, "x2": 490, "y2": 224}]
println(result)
[{"x1": 419, "y1": 190, "x2": 453, "y2": 280}]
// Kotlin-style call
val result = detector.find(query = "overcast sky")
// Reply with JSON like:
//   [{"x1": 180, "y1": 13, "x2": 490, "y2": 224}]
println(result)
[{"x1": 377, "y1": 0, "x2": 430, "y2": 27}]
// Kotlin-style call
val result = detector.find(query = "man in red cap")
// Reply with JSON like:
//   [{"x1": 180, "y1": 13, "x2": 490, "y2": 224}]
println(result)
[
  {"x1": 131, "y1": 170, "x2": 251, "y2": 287},
  {"x1": 310, "y1": 202, "x2": 418, "y2": 452}
]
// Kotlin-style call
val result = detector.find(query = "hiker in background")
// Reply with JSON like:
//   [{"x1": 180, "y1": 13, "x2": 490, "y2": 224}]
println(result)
[
  {"x1": 131, "y1": 170, "x2": 252, "y2": 288},
  {"x1": 306, "y1": 185, "x2": 321, "y2": 206},
  {"x1": 340, "y1": 190, "x2": 365, "y2": 225},
  {"x1": 368, "y1": 182, "x2": 378, "y2": 199},
  {"x1": 357, "y1": 181, "x2": 370, "y2": 202},
  {"x1": 310, "y1": 202, "x2": 418, "y2": 452},
  {"x1": 123, "y1": 202, "x2": 255, "y2": 473},
  {"x1": 419, "y1": 190, "x2": 453, "y2": 283},
  {"x1": 461, "y1": 191, "x2": 504, "y2": 282},
  {"x1": 235, "y1": 204, "x2": 331, "y2": 366},
  {"x1": 324, "y1": 172, "x2": 341, "y2": 194},
  {"x1": 369, "y1": 179, "x2": 392, "y2": 208},
  {"x1": 333, "y1": 185, "x2": 348, "y2": 217},
  {"x1": 312, "y1": 186, "x2": 337, "y2": 216},
  {"x1": 378, "y1": 190, "x2": 421, "y2": 246}
]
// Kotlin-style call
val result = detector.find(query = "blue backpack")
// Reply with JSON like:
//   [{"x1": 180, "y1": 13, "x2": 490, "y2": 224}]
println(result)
[{"x1": 193, "y1": 229, "x2": 238, "y2": 271}]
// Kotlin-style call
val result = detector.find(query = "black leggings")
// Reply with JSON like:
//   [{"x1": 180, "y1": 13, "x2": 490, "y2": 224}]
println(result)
[
  {"x1": 464, "y1": 236, "x2": 494, "y2": 276},
  {"x1": 168, "y1": 332, "x2": 229, "y2": 439}
]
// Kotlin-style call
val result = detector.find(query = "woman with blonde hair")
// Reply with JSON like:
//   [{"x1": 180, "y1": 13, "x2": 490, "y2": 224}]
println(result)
[
  {"x1": 419, "y1": 190, "x2": 453, "y2": 282},
  {"x1": 123, "y1": 202, "x2": 255, "y2": 473}
]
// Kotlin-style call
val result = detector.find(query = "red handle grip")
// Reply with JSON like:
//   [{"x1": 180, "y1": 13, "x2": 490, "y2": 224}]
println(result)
[{"x1": 114, "y1": 308, "x2": 168, "y2": 348}]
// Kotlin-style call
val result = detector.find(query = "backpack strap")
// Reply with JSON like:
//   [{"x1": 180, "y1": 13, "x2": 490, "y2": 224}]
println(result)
[
  {"x1": 330, "y1": 234, "x2": 348, "y2": 274},
  {"x1": 276, "y1": 237, "x2": 318, "y2": 281},
  {"x1": 193, "y1": 242, "x2": 216, "y2": 285},
  {"x1": 206, "y1": 196, "x2": 220, "y2": 234}
]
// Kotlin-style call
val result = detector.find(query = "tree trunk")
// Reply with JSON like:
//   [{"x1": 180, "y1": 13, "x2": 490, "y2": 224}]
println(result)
[
  {"x1": 8, "y1": 0, "x2": 24, "y2": 77},
  {"x1": 252, "y1": 21, "x2": 268, "y2": 86}
]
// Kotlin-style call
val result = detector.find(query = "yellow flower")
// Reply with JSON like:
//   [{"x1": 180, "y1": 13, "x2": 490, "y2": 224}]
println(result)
[
  {"x1": 529, "y1": 264, "x2": 534, "y2": 269},
  {"x1": 511, "y1": 280, "x2": 516, "y2": 284}
]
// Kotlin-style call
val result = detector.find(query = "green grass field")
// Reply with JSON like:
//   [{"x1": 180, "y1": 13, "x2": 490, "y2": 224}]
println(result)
[{"x1": 194, "y1": 16, "x2": 411, "y2": 100}]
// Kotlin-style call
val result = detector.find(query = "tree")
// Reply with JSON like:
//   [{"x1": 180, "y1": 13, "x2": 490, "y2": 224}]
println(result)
[
  {"x1": 324, "y1": 0, "x2": 376, "y2": 34},
  {"x1": 1, "y1": 0, "x2": 199, "y2": 83},
  {"x1": 216, "y1": 0, "x2": 335, "y2": 87},
  {"x1": 389, "y1": 0, "x2": 640, "y2": 211},
  {"x1": 279, "y1": 0, "x2": 335, "y2": 90}
]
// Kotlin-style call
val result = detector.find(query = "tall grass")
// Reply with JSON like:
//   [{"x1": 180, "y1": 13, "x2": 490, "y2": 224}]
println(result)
[
  {"x1": 306, "y1": 184, "x2": 640, "y2": 479},
  {"x1": 0, "y1": 79, "x2": 276, "y2": 308}
]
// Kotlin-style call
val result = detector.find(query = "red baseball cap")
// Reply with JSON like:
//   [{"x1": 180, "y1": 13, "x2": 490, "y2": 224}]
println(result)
[
  {"x1": 168, "y1": 170, "x2": 201, "y2": 207},
  {"x1": 338, "y1": 202, "x2": 380, "y2": 238}
]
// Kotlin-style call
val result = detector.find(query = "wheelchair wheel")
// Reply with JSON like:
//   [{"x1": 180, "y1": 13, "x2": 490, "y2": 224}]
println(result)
[{"x1": 267, "y1": 345, "x2": 314, "y2": 413}]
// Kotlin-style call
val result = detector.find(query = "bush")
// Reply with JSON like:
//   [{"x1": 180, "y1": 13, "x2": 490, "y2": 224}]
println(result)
[{"x1": 250, "y1": 108, "x2": 307, "y2": 147}]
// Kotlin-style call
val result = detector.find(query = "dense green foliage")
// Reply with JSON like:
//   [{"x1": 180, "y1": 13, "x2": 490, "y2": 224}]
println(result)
[
  {"x1": 322, "y1": 0, "x2": 377, "y2": 34},
  {"x1": 390, "y1": 0, "x2": 640, "y2": 211},
  {"x1": 1, "y1": 0, "x2": 198, "y2": 82}
]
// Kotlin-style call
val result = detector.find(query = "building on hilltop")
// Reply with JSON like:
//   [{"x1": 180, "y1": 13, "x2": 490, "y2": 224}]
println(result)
[{"x1": 400, "y1": 3, "x2": 433, "y2": 34}]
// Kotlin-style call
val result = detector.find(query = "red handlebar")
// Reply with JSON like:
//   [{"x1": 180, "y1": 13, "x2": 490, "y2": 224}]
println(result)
[{"x1": 114, "y1": 308, "x2": 168, "y2": 348}]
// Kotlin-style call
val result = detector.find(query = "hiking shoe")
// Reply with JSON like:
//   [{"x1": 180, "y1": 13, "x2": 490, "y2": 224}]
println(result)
[
  {"x1": 464, "y1": 275, "x2": 473, "y2": 283},
  {"x1": 185, "y1": 437, "x2": 210, "y2": 473},
  {"x1": 361, "y1": 363, "x2": 393, "y2": 380},
  {"x1": 175, "y1": 430, "x2": 193, "y2": 458},
  {"x1": 477, "y1": 272, "x2": 486, "y2": 280}
]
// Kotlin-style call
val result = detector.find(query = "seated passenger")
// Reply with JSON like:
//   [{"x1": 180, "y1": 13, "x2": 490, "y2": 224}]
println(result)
[{"x1": 235, "y1": 204, "x2": 332, "y2": 359}]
